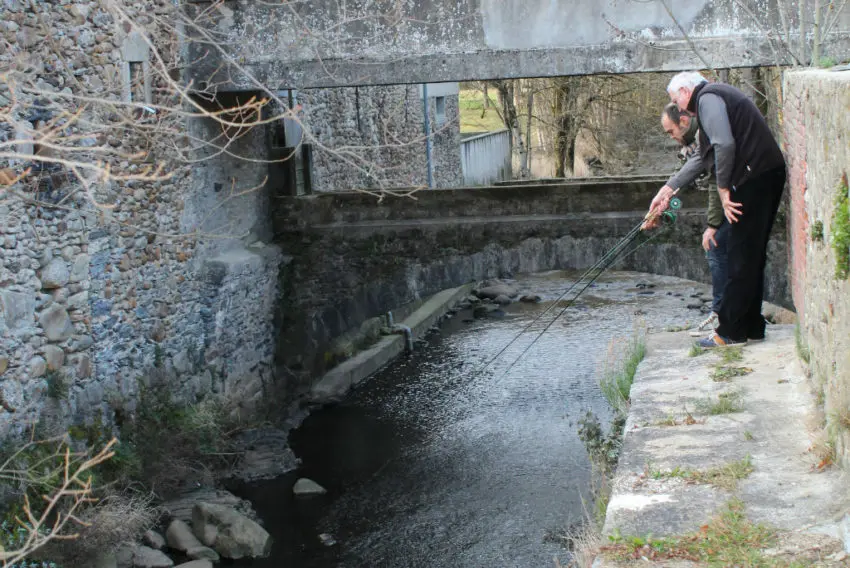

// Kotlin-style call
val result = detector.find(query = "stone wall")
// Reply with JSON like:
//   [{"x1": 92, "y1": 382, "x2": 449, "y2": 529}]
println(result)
[
  {"x1": 272, "y1": 181, "x2": 790, "y2": 386},
  {"x1": 784, "y1": 69, "x2": 850, "y2": 467},
  {"x1": 298, "y1": 85, "x2": 462, "y2": 192},
  {"x1": 0, "y1": 0, "x2": 283, "y2": 438}
]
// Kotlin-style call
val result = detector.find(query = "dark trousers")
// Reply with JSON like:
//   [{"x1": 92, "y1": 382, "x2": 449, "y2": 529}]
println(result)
[
  {"x1": 707, "y1": 220, "x2": 730, "y2": 314},
  {"x1": 716, "y1": 168, "x2": 785, "y2": 341}
]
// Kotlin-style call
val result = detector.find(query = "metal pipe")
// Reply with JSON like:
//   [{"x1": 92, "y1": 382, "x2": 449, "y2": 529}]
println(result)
[{"x1": 392, "y1": 325, "x2": 414, "y2": 353}]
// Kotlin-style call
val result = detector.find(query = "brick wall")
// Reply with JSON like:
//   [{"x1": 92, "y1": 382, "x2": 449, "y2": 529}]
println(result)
[{"x1": 784, "y1": 69, "x2": 850, "y2": 467}]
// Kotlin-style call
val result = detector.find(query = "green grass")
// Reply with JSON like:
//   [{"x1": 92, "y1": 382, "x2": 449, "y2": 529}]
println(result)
[
  {"x1": 459, "y1": 89, "x2": 507, "y2": 133},
  {"x1": 599, "y1": 334, "x2": 647, "y2": 415},
  {"x1": 711, "y1": 366, "x2": 753, "y2": 382},
  {"x1": 688, "y1": 343, "x2": 708, "y2": 357},
  {"x1": 603, "y1": 499, "x2": 780, "y2": 565},
  {"x1": 830, "y1": 173, "x2": 850, "y2": 280},
  {"x1": 653, "y1": 415, "x2": 679, "y2": 427},
  {"x1": 697, "y1": 389, "x2": 745, "y2": 415},
  {"x1": 744, "y1": 430, "x2": 754, "y2": 441},
  {"x1": 647, "y1": 456, "x2": 753, "y2": 491},
  {"x1": 718, "y1": 346, "x2": 744, "y2": 364}
]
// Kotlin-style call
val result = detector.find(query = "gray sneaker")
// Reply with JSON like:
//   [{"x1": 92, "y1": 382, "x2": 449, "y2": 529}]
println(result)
[
  {"x1": 698, "y1": 312, "x2": 718, "y2": 331},
  {"x1": 689, "y1": 312, "x2": 718, "y2": 337}
]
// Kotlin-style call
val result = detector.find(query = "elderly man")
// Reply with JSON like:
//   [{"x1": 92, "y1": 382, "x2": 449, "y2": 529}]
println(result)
[
  {"x1": 661, "y1": 102, "x2": 727, "y2": 335},
  {"x1": 648, "y1": 72, "x2": 786, "y2": 348}
]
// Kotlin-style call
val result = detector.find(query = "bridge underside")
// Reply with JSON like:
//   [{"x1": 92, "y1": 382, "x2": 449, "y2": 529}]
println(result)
[{"x1": 188, "y1": 0, "x2": 850, "y2": 89}]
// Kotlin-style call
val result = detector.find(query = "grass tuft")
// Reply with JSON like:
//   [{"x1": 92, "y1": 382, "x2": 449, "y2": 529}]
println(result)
[
  {"x1": 718, "y1": 346, "x2": 744, "y2": 364},
  {"x1": 831, "y1": 173, "x2": 850, "y2": 280},
  {"x1": 711, "y1": 366, "x2": 753, "y2": 382},
  {"x1": 688, "y1": 344, "x2": 707, "y2": 357},
  {"x1": 646, "y1": 456, "x2": 753, "y2": 491},
  {"x1": 599, "y1": 333, "x2": 647, "y2": 414},
  {"x1": 697, "y1": 389, "x2": 745, "y2": 415},
  {"x1": 603, "y1": 499, "x2": 777, "y2": 565}
]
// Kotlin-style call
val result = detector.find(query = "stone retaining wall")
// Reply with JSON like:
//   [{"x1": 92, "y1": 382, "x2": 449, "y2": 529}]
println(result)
[
  {"x1": 273, "y1": 181, "x2": 790, "y2": 387},
  {"x1": 784, "y1": 69, "x2": 850, "y2": 467},
  {"x1": 0, "y1": 0, "x2": 283, "y2": 438}
]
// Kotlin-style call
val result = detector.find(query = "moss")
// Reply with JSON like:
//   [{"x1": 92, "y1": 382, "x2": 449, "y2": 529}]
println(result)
[
  {"x1": 831, "y1": 173, "x2": 850, "y2": 280},
  {"x1": 810, "y1": 220, "x2": 824, "y2": 242}
]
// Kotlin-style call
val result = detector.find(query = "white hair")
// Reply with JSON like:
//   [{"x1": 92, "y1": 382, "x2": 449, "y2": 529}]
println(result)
[{"x1": 667, "y1": 71, "x2": 708, "y2": 93}]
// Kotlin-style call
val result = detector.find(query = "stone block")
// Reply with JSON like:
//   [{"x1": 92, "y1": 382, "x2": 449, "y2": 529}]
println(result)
[
  {"x1": 66, "y1": 334, "x2": 94, "y2": 353},
  {"x1": 29, "y1": 356, "x2": 46, "y2": 378},
  {"x1": 71, "y1": 254, "x2": 89, "y2": 282},
  {"x1": 38, "y1": 304, "x2": 73, "y2": 342},
  {"x1": 67, "y1": 291, "x2": 89, "y2": 311},
  {"x1": 143, "y1": 529, "x2": 166, "y2": 550},
  {"x1": 192, "y1": 502, "x2": 271, "y2": 559},
  {"x1": 43, "y1": 345, "x2": 64, "y2": 370},
  {"x1": 41, "y1": 258, "x2": 70, "y2": 289},
  {"x1": 69, "y1": 353, "x2": 92, "y2": 379},
  {"x1": 0, "y1": 289, "x2": 35, "y2": 331},
  {"x1": 166, "y1": 519, "x2": 205, "y2": 554},
  {"x1": 0, "y1": 356, "x2": 8, "y2": 375},
  {"x1": 173, "y1": 349, "x2": 192, "y2": 374}
]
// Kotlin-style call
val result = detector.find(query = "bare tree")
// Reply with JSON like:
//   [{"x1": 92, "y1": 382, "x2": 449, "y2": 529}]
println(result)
[{"x1": 0, "y1": 437, "x2": 116, "y2": 567}]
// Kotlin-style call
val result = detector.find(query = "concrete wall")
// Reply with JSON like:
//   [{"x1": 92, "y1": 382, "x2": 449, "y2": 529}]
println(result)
[
  {"x1": 461, "y1": 130, "x2": 512, "y2": 186},
  {"x1": 784, "y1": 69, "x2": 850, "y2": 467},
  {"x1": 187, "y1": 0, "x2": 850, "y2": 88},
  {"x1": 298, "y1": 85, "x2": 463, "y2": 191},
  {"x1": 272, "y1": 181, "x2": 789, "y2": 387}
]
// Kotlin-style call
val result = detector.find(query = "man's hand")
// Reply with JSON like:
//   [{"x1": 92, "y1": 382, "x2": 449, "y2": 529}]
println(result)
[
  {"x1": 642, "y1": 185, "x2": 676, "y2": 230},
  {"x1": 718, "y1": 188, "x2": 743, "y2": 223},
  {"x1": 649, "y1": 185, "x2": 675, "y2": 216},
  {"x1": 702, "y1": 227, "x2": 718, "y2": 251}
]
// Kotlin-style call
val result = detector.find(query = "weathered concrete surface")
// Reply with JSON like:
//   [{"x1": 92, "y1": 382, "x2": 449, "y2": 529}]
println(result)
[
  {"x1": 311, "y1": 284, "x2": 473, "y2": 402},
  {"x1": 599, "y1": 325, "x2": 850, "y2": 565},
  {"x1": 784, "y1": 69, "x2": 850, "y2": 469},
  {"x1": 187, "y1": 1, "x2": 850, "y2": 88}
]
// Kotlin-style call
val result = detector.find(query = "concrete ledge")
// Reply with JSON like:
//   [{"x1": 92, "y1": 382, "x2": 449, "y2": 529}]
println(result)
[
  {"x1": 597, "y1": 325, "x2": 849, "y2": 565},
  {"x1": 310, "y1": 284, "x2": 474, "y2": 403}
]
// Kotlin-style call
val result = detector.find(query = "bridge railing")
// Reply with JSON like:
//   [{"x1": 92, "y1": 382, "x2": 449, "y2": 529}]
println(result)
[{"x1": 461, "y1": 130, "x2": 512, "y2": 186}]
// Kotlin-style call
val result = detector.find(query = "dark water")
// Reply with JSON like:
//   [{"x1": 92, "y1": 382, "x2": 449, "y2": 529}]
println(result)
[{"x1": 234, "y1": 271, "x2": 710, "y2": 568}]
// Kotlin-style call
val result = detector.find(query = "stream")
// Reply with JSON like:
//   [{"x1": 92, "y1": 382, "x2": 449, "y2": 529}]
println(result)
[{"x1": 234, "y1": 270, "x2": 711, "y2": 567}]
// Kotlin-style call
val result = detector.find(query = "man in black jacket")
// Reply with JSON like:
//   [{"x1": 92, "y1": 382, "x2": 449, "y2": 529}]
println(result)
[{"x1": 647, "y1": 72, "x2": 786, "y2": 347}]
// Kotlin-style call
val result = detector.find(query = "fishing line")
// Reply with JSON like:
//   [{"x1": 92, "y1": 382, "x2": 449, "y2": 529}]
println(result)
[{"x1": 474, "y1": 198, "x2": 683, "y2": 378}]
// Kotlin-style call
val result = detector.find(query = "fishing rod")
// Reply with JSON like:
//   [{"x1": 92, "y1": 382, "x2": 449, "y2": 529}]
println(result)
[{"x1": 478, "y1": 197, "x2": 683, "y2": 377}]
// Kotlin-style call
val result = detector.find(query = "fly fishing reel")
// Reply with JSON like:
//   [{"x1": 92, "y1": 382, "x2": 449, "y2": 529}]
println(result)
[{"x1": 663, "y1": 197, "x2": 682, "y2": 223}]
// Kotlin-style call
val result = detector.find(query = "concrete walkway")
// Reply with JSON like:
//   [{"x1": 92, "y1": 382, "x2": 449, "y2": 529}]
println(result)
[{"x1": 598, "y1": 324, "x2": 850, "y2": 566}]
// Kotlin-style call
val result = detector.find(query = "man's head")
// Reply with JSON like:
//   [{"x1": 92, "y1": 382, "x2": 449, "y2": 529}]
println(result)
[
  {"x1": 667, "y1": 71, "x2": 708, "y2": 111},
  {"x1": 661, "y1": 102, "x2": 692, "y2": 145}
]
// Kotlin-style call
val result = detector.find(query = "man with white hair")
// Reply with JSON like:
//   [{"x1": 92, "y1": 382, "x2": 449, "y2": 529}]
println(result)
[{"x1": 646, "y1": 71, "x2": 786, "y2": 348}]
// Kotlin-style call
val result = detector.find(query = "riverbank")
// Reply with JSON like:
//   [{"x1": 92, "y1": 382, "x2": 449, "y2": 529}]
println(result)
[{"x1": 595, "y1": 325, "x2": 850, "y2": 566}]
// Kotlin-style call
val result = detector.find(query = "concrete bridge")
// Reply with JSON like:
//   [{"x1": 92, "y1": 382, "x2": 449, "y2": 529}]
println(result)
[
  {"x1": 189, "y1": 0, "x2": 850, "y2": 89},
  {"x1": 272, "y1": 179, "x2": 789, "y2": 384}
]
